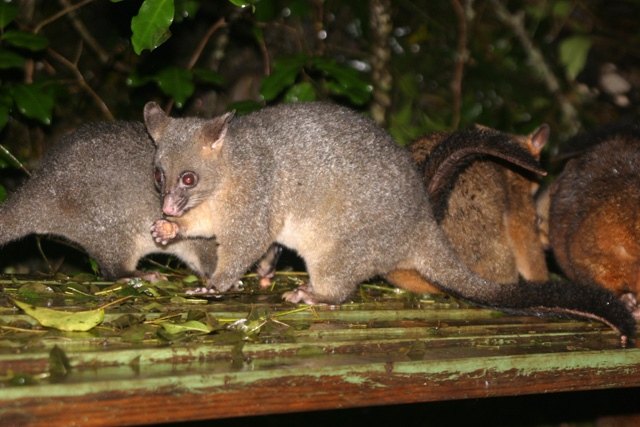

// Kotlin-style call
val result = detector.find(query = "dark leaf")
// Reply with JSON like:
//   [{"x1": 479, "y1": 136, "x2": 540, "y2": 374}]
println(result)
[
  {"x1": 0, "y1": 2, "x2": 19, "y2": 29},
  {"x1": 153, "y1": 66, "x2": 194, "y2": 107},
  {"x1": 49, "y1": 345, "x2": 72, "y2": 381},
  {"x1": 0, "y1": 49, "x2": 25, "y2": 69},
  {"x1": 9, "y1": 83, "x2": 54, "y2": 125},
  {"x1": 260, "y1": 55, "x2": 307, "y2": 101},
  {"x1": 1, "y1": 30, "x2": 48, "y2": 51},
  {"x1": 131, "y1": 0, "x2": 175, "y2": 54}
]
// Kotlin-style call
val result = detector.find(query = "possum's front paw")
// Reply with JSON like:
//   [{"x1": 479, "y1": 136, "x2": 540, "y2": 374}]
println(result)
[{"x1": 151, "y1": 219, "x2": 179, "y2": 245}]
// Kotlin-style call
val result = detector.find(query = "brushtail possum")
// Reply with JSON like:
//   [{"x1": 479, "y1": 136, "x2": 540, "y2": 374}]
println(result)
[
  {"x1": 386, "y1": 126, "x2": 550, "y2": 293},
  {"x1": 548, "y1": 122, "x2": 640, "y2": 319},
  {"x1": 0, "y1": 121, "x2": 223, "y2": 281},
  {"x1": 145, "y1": 101, "x2": 635, "y2": 341}
]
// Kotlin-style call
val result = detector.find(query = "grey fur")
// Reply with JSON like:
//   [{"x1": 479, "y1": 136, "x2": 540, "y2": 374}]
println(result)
[
  {"x1": 146, "y1": 102, "x2": 636, "y2": 340},
  {"x1": 0, "y1": 121, "x2": 219, "y2": 280}
]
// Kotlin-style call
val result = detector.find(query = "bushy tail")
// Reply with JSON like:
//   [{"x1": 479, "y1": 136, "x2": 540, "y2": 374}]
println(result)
[
  {"x1": 414, "y1": 218, "x2": 636, "y2": 344},
  {"x1": 0, "y1": 180, "x2": 54, "y2": 247},
  {"x1": 421, "y1": 128, "x2": 547, "y2": 221}
]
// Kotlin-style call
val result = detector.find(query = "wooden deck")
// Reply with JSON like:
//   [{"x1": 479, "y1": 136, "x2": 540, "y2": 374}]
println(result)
[{"x1": 1, "y1": 274, "x2": 639, "y2": 426}]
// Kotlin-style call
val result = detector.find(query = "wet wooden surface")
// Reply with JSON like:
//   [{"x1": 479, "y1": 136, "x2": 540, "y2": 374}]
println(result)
[{"x1": 1, "y1": 276, "x2": 639, "y2": 426}]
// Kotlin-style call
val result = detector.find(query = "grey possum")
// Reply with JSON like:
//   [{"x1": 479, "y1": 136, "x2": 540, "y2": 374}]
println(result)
[
  {"x1": 145, "y1": 101, "x2": 635, "y2": 341},
  {"x1": 0, "y1": 121, "x2": 222, "y2": 281},
  {"x1": 387, "y1": 125, "x2": 550, "y2": 293},
  {"x1": 548, "y1": 122, "x2": 640, "y2": 319}
]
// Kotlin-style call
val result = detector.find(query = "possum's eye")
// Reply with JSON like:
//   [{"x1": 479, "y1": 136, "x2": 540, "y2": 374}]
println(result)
[
  {"x1": 180, "y1": 172, "x2": 198, "y2": 187},
  {"x1": 154, "y1": 168, "x2": 164, "y2": 186}
]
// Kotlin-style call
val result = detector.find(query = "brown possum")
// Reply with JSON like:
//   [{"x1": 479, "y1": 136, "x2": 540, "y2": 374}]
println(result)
[
  {"x1": 548, "y1": 122, "x2": 640, "y2": 319},
  {"x1": 145, "y1": 101, "x2": 635, "y2": 341},
  {"x1": 387, "y1": 125, "x2": 550, "y2": 293},
  {"x1": 0, "y1": 121, "x2": 223, "y2": 281}
]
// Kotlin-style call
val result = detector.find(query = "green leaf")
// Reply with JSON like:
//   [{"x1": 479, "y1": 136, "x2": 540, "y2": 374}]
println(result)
[
  {"x1": 1, "y1": 30, "x2": 48, "y2": 51},
  {"x1": 13, "y1": 299, "x2": 105, "y2": 332},
  {"x1": 131, "y1": 0, "x2": 175, "y2": 55},
  {"x1": 0, "y1": 49, "x2": 25, "y2": 69},
  {"x1": 0, "y1": 2, "x2": 19, "y2": 29},
  {"x1": 193, "y1": 68, "x2": 225, "y2": 85},
  {"x1": 314, "y1": 59, "x2": 372, "y2": 105},
  {"x1": 284, "y1": 82, "x2": 316, "y2": 103},
  {"x1": 254, "y1": 0, "x2": 276, "y2": 22},
  {"x1": 89, "y1": 258, "x2": 100, "y2": 276},
  {"x1": 260, "y1": 55, "x2": 307, "y2": 101},
  {"x1": 553, "y1": 1, "x2": 573, "y2": 18},
  {"x1": 126, "y1": 67, "x2": 154, "y2": 87},
  {"x1": 252, "y1": 25, "x2": 264, "y2": 45},
  {"x1": 181, "y1": 275, "x2": 200, "y2": 283},
  {"x1": 159, "y1": 320, "x2": 212, "y2": 334},
  {"x1": 228, "y1": 0, "x2": 256, "y2": 12},
  {"x1": 0, "y1": 185, "x2": 6, "y2": 202},
  {"x1": 559, "y1": 35, "x2": 591, "y2": 80},
  {"x1": 121, "y1": 323, "x2": 156, "y2": 342},
  {"x1": 153, "y1": 66, "x2": 194, "y2": 107},
  {"x1": 227, "y1": 100, "x2": 263, "y2": 115},
  {"x1": 10, "y1": 83, "x2": 54, "y2": 125},
  {"x1": 174, "y1": 0, "x2": 200, "y2": 22}
]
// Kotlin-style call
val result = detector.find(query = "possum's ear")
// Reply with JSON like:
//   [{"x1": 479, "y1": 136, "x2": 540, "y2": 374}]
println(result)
[
  {"x1": 528, "y1": 124, "x2": 550, "y2": 157},
  {"x1": 144, "y1": 102, "x2": 171, "y2": 144},
  {"x1": 202, "y1": 110, "x2": 235, "y2": 151}
]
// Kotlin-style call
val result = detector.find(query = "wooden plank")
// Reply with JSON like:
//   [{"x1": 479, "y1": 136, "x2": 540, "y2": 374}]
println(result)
[
  {"x1": 1, "y1": 349, "x2": 639, "y2": 426},
  {"x1": 1, "y1": 278, "x2": 639, "y2": 426}
]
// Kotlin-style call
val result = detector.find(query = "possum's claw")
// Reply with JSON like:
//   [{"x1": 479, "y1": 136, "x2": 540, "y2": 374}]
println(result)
[{"x1": 151, "y1": 219, "x2": 179, "y2": 245}]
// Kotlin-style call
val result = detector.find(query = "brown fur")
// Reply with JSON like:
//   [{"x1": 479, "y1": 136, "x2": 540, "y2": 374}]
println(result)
[
  {"x1": 549, "y1": 128, "x2": 640, "y2": 317},
  {"x1": 387, "y1": 125, "x2": 549, "y2": 294}
]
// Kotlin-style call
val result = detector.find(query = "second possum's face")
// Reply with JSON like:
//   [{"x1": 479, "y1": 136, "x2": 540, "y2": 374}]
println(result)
[{"x1": 143, "y1": 101, "x2": 233, "y2": 217}]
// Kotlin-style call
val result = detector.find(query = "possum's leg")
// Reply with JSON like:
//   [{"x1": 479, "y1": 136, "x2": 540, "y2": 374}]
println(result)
[
  {"x1": 282, "y1": 238, "x2": 382, "y2": 305},
  {"x1": 384, "y1": 269, "x2": 443, "y2": 294}
]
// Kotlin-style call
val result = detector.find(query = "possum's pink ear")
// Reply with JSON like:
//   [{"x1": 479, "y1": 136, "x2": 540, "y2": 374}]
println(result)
[
  {"x1": 528, "y1": 124, "x2": 550, "y2": 157},
  {"x1": 144, "y1": 102, "x2": 171, "y2": 144},
  {"x1": 203, "y1": 110, "x2": 235, "y2": 151}
]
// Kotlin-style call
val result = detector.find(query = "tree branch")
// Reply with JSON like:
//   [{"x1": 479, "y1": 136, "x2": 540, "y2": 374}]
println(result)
[
  {"x1": 33, "y1": 0, "x2": 95, "y2": 34},
  {"x1": 369, "y1": 0, "x2": 393, "y2": 126},
  {"x1": 58, "y1": 0, "x2": 110, "y2": 64},
  {"x1": 490, "y1": 0, "x2": 580, "y2": 134},
  {"x1": 47, "y1": 47, "x2": 114, "y2": 121},
  {"x1": 450, "y1": 0, "x2": 470, "y2": 129}
]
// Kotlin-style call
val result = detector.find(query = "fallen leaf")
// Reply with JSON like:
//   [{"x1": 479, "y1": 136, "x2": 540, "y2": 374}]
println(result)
[{"x1": 12, "y1": 300, "x2": 104, "y2": 332}]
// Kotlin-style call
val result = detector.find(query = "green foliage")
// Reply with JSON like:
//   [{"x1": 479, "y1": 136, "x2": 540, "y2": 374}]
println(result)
[
  {"x1": 0, "y1": 0, "x2": 636, "y2": 221},
  {"x1": 1, "y1": 30, "x2": 48, "y2": 51},
  {"x1": 9, "y1": 83, "x2": 55, "y2": 125},
  {"x1": 0, "y1": 3, "x2": 56, "y2": 133},
  {"x1": 153, "y1": 66, "x2": 194, "y2": 107},
  {"x1": 0, "y1": 2, "x2": 18, "y2": 29},
  {"x1": 130, "y1": 0, "x2": 175, "y2": 55},
  {"x1": 260, "y1": 54, "x2": 371, "y2": 105},
  {"x1": 559, "y1": 35, "x2": 592, "y2": 80}
]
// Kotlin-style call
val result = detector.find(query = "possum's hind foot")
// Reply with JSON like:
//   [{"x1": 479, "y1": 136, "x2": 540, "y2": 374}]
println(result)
[{"x1": 282, "y1": 284, "x2": 335, "y2": 306}]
